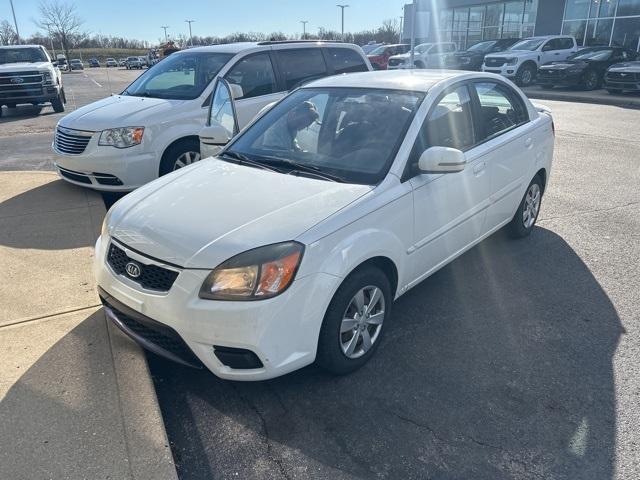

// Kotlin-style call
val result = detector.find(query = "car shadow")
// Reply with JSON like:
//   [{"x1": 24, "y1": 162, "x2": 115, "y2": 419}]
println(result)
[
  {"x1": 0, "y1": 105, "x2": 57, "y2": 122},
  {"x1": 149, "y1": 227, "x2": 623, "y2": 479}
]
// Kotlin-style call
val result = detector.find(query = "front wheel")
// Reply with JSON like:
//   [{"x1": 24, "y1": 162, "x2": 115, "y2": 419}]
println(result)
[
  {"x1": 516, "y1": 64, "x2": 536, "y2": 87},
  {"x1": 508, "y1": 175, "x2": 543, "y2": 238},
  {"x1": 316, "y1": 266, "x2": 392, "y2": 375},
  {"x1": 159, "y1": 138, "x2": 201, "y2": 176},
  {"x1": 582, "y1": 70, "x2": 599, "y2": 91},
  {"x1": 51, "y1": 90, "x2": 65, "y2": 113}
]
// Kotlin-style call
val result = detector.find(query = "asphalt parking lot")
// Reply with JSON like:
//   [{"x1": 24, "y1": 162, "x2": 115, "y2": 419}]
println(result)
[{"x1": 1, "y1": 69, "x2": 639, "y2": 479}]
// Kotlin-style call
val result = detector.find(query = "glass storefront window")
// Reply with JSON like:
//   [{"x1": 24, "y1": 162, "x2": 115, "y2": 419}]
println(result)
[
  {"x1": 593, "y1": 0, "x2": 618, "y2": 18},
  {"x1": 503, "y1": 1, "x2": 525, "y2": 37},
  {"x1": 585, "y1": 18, "x2": 614, "y2": 45},
  {"x1": 562, "y1": 19, "x2": 588, "y2": 45},
  {"x1": 439, "y1": 9, "x2": 453, "y2": 31},
  {"x1": 565, "y1": 0, "x2": 591, "y2": 20},
  {"x1": 453, "y1": 8, "x2": 469, "y2": 31},
  {"x1": 523, "y1": 0, "x2": 539, "y2": 24},
  {"x1": 611, "y1": 17, "x2": 640, "y2": 49},
  {"x1": 617, "y1": 0, "x2": 640, "y2": 16}
]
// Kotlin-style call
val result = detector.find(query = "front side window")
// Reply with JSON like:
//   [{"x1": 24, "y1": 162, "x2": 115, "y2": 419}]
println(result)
[
  {"x1": 473, "y1": 82, "x2": 528, "y2": 141},
  {"x1": 124, "y1": 52, "x2": 233, "y2": 100},
  {"x1": 0, "y1": 47, "x2": 47, "y2": 64},
  {"x1": 327, "y1": 48, "x2": 368, "y2": 74},
  {"x1": 558, "y1": 38, "x2": 575, "y2": 49},
  {"x1": 224, "y1": 87, "x2": 423, "y2": 185},
  {"x1": 277, "y1": 49, "x2": 328, "y2": 90},
  {"x1": 224, "y1": 53, "x2": 277, "y2": 99}
]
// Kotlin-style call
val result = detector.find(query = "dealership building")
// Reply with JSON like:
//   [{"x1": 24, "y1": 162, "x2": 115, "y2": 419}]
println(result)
[{"x1": 402, "y1": 0, "x2": 640, "y2": 51}]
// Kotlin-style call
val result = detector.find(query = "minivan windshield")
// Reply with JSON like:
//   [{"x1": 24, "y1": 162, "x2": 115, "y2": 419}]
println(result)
[
  {"x1": 510, "y1": 38, "x2": 545, "y2": 51},
  {"x1": 123, "y1": 51, "x2": 233, "y2": 100},
  {"x1": 223, "y1": 87, "x2": 424, "y2": 185},
  {"x1": 0, "y1": 47, "x2": 47, "y2": 64}
]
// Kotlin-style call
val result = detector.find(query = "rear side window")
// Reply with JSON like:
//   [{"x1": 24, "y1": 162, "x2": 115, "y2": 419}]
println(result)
[
  {"x1": 327, "y1": 48, "x2": 368, "y2": 74},
  {"x1": 472, "y1": 82, "x2": 528, "y2": 141},
  {"x1": 224, "y1": 53, "x2": 277, "y2": 99},
  {"x1": 277, "y1": 49, "x2": 328, "y2": 90},
  {"x1": 558, "y1": 38, "x2": 574, "y2": 49}
]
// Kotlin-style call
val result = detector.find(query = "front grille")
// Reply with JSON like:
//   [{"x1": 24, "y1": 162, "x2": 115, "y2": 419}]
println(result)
[
  {"x1": 107, "y1": 242, "x2": 179, "y2": 292},
  {"x1": 485, "y1": 57, "x2": 507, "y2": 67},
  {"x1": 607, "y1": 71, "x2": 639, "y2": 82},
  {"x1": 93, "y1": 172, "x2": 123, "y2": 186},
  {"x1": 0, "y1": 71, "x2": 45, "y2": 100},
  {"x1": 54, "y1": 126, "x2": 93, "y2": 155}
]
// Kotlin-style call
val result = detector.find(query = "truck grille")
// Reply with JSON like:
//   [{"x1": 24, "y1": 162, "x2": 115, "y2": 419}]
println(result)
[
  {"x1": 107, "y1": 242, "x2": 180, "y2": 292},
  {"x1": 54, "y1": 126, "x2": 93, "y2": 155},
  {"x1": 485, "y1": 57, "x2": 507, "y2": 68},
  {"x1": 0, "y1": 71, "x2": 44, "y2": 100}
]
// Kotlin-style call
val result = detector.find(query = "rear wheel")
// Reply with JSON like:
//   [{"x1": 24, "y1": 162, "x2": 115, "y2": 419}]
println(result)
[
  {"x1": 316, "y1": 266, "x2": 391, "y2": 375},
  {"x1": 508, "y1": 175, "x2": 543, "y2": 239},
  {"x1": 516, "y1": 63, "x2": 536, "y2": 87},
  {"x1": 159, "y1": 138, "x2": 201, "y2": 176},
  {"x1": 582, "y1": 70, "x2": 599, "y2": 90}
]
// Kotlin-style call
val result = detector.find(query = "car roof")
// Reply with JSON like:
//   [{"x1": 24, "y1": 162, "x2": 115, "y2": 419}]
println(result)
[
  {"x1": 182, "y1": 41, "x2": 355, "y2": 55},
  {"x1": 0, "y1": 44, "x2": 44, "y2": 49},
  {"x1": 304, "y1": 70, "x2": 480, "y2": 92}
]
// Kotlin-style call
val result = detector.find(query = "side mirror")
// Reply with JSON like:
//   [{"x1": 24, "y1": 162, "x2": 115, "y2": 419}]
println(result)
[
  {"x1": 229, "y1": 83, "x2": 243, "y2": 100},
  {"x1": 418, "y1": 147, "x2": 466, "y2": 174}
]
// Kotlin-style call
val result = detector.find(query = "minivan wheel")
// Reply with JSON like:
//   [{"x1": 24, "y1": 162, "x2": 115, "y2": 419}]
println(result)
[
  {"x1": 516, "y1": 64, "x2": 536, "y2": 87},
  {"x1": 316, "y1": 266, "x2": 391, "y2": 375},
  {"x1": 508, "y1": 175, "x2": 543, "y2": 238},
  {"x1": 159, "y1": 138, "x2": 201, "y2": 176},
  {"x1": 583, "y1": 70, "x2": 599, "y2": 90}
]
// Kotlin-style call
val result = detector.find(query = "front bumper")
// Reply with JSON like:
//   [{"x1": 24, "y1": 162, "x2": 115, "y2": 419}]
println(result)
[
  {"x1": 605, "y1": 77, "x2": 640, "y2": 91},
  {"x1": 482, "y1": 65, "x2": 518, "y2": 77},
  {"x1": 537, "y1": 70, "x2": 582, "y2": 86},
  {"x1": 0, "y1": 84, "x2": 61, "y2": 105},
  {"x1": 94, "y1": 235, "x2": 339, "y2": 380},
  {"x1": 53, "y1": 131, "x2": 158, "y2": 191}
]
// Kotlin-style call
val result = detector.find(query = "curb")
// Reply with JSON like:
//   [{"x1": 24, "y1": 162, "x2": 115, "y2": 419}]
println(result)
[
  {"x1": 523, "y1": 88, "x2": 640, "y2": 109},
  {"x1": 107, "y1": 318, "x2": 179, "y2": 480}
]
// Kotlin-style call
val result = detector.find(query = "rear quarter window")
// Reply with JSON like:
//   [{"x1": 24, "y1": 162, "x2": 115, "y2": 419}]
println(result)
[{"x1": 327, "y1": 48, "x2": 368, "y2": 74}]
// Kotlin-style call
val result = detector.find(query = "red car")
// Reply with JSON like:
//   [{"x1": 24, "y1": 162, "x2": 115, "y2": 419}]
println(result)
[{"x1": 367, "y1": 44, "x2": 410, "y2": 70}]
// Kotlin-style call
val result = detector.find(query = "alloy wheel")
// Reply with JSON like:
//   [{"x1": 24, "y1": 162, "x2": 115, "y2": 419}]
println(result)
[
  {"x1": 340, "y1": 285, "x2": 385, "y2": 359},
  {"x1": 585, "y1": 71, "x2": 598, "y2": 90},
  {"x1": 174, "y1": 151, "x2": 201, "y2": 170},
  {"x1": 521, "y1": 68, "x2": 533, "y2": 86},
  {"x1": 522, "y1": 183, "x2": 541, "y2": 229}
]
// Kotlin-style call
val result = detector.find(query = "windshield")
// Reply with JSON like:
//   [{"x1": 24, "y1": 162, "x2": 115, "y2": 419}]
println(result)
[
  {"x1": 224, "y1": 87, "x2": 424, "y2": 185},
  {"x1": 467, "y1": 41, "x2": 496, "y2": 53},
  {"x1": 510, "y1": 38, "x2": 545, "y2": 51},
  {"x1": 569, "y1": 48, "x2": 613, "y2": 61},
  {"x1": 0, "y1": 47, "x2": 47, "y2": 64},
  {"x1": 369, "y1": 45, "x2": 387, "y2": 56},
  {"x1": 414, "y1": 43, "x2": 433, "y2": 54},
  {"x1": 123, "y1": 51, "x2": 233, "y2": 100}
]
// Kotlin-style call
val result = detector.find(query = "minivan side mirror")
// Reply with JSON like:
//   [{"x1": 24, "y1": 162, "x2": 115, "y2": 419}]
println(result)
[{"x1": 418, "y1": 146, "x2": 466, "y2": 174}]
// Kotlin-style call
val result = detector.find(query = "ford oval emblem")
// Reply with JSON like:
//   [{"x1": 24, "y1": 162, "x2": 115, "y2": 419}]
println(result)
[
  {"x1": 10, "y1": 77, "x2": 24, "y2": 84},
  {"x1": 125, "y1": 262, "x2": 142, "y2": 278}
]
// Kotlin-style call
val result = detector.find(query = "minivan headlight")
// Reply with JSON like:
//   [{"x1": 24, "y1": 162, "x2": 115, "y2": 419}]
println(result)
[
  {"x1": 99, "y1": 127, "x2": 144, "y2": 148},
  {"x1": 199, "y1": 242, "x2": 304, "y2": 301}
]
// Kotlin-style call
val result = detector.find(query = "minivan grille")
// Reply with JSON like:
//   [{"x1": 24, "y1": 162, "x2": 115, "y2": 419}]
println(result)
[
  {"x1": 107, "y1": 243, "x2": 179, "y2": 292},
  {"x1": 54, "y1": 126, "x2": 93, "y2": 155}
]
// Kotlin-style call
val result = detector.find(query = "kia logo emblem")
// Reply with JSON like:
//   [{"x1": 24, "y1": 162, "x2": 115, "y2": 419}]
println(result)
[
  {"x1": 125, "y1": 262, "x2": 142, "y2": 278},
  {"x1": 10, "y1": 77, "x2": 24, "y2": 84}
]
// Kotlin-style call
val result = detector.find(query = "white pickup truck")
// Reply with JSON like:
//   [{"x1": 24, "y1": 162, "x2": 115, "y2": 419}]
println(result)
[
  {"x1": 483, "y1": 35, "x2": 578, "y2": 86},
  {"x1": 0, "y1": 44, "x2": 65, "y2": 117}
]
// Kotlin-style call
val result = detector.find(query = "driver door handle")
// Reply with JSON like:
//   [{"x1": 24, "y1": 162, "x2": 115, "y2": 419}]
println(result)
[
  {"x1": 473, "y1": 161, "x2": 486, "y2": 175},
  {"x1": 525, "y1": 137, "x2": 533, "y2": 149}
]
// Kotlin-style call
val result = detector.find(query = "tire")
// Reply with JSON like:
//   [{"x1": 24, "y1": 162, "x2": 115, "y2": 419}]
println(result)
[
  {"x1": 159, "y1": 138, "x2": 201, "y2": 176},
  {"x1": 515, "y1": 63, "x2": 536, "y2": 87},
  {"x1": 507, "y1": 174, "x2": 544, "y2": 239},
  {"x1": 606, "y1": 88, "x2": 622, "y2": 95},
  {"x1": 582, "y1": 70, "x2": 599, "y2": 91},
  {"x1": 316, "y1": 265, "x2": 392, "y2": 375},
  {"x1": 51, "y1": 91, "x2": 65, "y2": 113}
]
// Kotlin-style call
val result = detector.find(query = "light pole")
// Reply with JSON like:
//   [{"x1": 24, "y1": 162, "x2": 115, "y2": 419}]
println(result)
[
  {"x1": 185, "y1": 20, "x2": 195, "y2": 46},
  {"x1": 161, "y1": 25, "x2": 170, "y2": 43},
  {"x1": 9, "y1": 0, "x2": 20, "y2": 44},
  {"x1": 300, "y1": 20, "x2": 308, "y2": 39},
  {"x1": 409, "y1": 0, "x2": 416, "y2": 68},
  {"x1": 399, "y1": 16, "x2": 403, "y2": 43},
  {"x1": 45, "y1": 23, "x2": 55, "y2": 57},
  {"x1": 337, "y1": 4, "x2": 349, "y2": 40}
]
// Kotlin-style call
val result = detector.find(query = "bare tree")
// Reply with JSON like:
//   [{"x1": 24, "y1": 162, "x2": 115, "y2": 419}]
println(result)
[
  {"x1": 35, "y1": 1, "x2": 85, "y2": 61},
  {"x1": 0, "y1": 19, "x2": 18, "y2": 45}
]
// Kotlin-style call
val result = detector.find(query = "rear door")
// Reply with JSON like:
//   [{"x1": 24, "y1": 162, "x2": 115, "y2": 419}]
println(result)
[
  {"x1": 223, "y1": 51, "x2": 284, "y2": 128},
  {"x1": 273, "y1": 47, "x2": 329, "y2": 90},
  {"x1": 325, "y1": 47, "x2": 371, "y2": 73}
]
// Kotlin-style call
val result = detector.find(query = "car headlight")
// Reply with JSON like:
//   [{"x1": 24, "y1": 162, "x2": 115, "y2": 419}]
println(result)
[
  {"x1": 99, "y1": 127, "x2": 144, "y2": 148},
  {"x1": 199, "y1": 241, "x2": 304, "y2": 301},
  {"x1": 101, "y1": 208, "x2": 113, "y2": 238},
  {"x1": 506, "y1": 58, "x2": 518, "y2": 66},
  {"x1": 43, "y1": 70, "x2": 55, "y2": 84}
]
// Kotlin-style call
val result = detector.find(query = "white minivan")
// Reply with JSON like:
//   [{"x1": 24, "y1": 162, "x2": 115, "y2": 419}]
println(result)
[{"x1": 52, "y1": 41, "x2": 371, "y2": 190}]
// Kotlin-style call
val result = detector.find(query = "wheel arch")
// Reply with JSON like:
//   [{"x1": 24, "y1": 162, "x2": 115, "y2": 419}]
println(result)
[
  {"x1": 159, "y1": 135, "x2": 201, "y2": 175},
  {"x1": 535, "y1": 167, "x2": 547, "y2": 193},
  {"x1": 347, "y1": 256, "x2": 399, "y2": 299}
]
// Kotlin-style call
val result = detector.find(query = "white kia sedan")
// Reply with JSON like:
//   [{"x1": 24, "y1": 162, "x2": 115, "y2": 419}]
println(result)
[{"x1": 96, "y1": 70, "x2": 554, "y2": 380}]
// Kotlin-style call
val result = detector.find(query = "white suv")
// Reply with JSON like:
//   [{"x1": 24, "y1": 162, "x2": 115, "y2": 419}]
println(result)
[
  {"x1": 52, "y1": 41, "x2": 371, "y2": 191},
  {"x1": 388, "y1": 42, "x2": 457, "y2": 69},
  {"x1": 483, "y1": 36, "x2": 577, "y2": 86}
]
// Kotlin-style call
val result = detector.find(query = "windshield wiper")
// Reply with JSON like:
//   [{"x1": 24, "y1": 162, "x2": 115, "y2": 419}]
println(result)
[
  {"x1": 221, "y1": 151, "x2": 279, "y2": 173},
  {"x1": 255, "y1": 155, "x2": 345, "y2": 183}
]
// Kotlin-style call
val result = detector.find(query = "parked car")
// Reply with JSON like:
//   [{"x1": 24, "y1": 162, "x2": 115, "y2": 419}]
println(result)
[
  {"x1": 0, "y1": 44, "x2": 66, "y2": 116},
  {"x1": 138, "y1": 56, "x2": 149, "y2": 68},
  {"x1": 88, "y1": 58, "x2": 100, "y2": 67},
  {"x1": 56, "y1": 54, "x2": 68, "y2": 71},
  {"x1": 388, "y1": 42, "x2": 457, "y2": 69},
  {"x1": 52, "y1": 41, "x2": 372, "y2": 190},
  {"x1": 125, "y1": 56, "x2": 143, "y2": 69},
  {"x1": 118, "y1": 58, "x2": 127, "y2": 67},
  {"x1": 483, "y1": 35, "x2": 578, "y2": 86},
  {"x1": 70, "y1": 59, "x2": 84, "y2": 70},
  {"x1": 105, "y1": 57, "x2": 118, "y2": 67},
  {"x1": 367, "y1": 44, "x2": 410, "y2": 70},
  {"x1": 537, "y1": 46, "x2": 636, "y2": 90},
  {"x1": 604, "y1": 60, "x2": 640, "y2": 94},
  {"x1": 361, "y1": 42, "x2": 383, "y2": 54},
  {"x1": 440, "y1": 39, "x2": 520, "y2": 71},
  {"x1": 96, "y1": 70, "x2": 555, "y2": 380}
]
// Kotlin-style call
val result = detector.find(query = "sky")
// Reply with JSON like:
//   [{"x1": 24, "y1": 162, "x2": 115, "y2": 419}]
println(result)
[{"x1": 0, "y1": 0, "x2": 407, "y2": 43}]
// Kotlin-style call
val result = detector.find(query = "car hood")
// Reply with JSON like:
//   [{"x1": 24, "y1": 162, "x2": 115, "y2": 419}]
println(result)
[
  {"x1": 108, "y1": 159, "x2": 372, "y2": 268},
  {"x1": 58, "y1": 94, "x2": 185, "y2": 131},
  {"x1": 0, "y1": 61, "x2": 52, "y2": 73},
  {"x1": 608, "y1": 61, "x2": 640, "y2": 72},
  {"x1": 486, "y1": 50, "x2": 534, "y2": 58}
]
